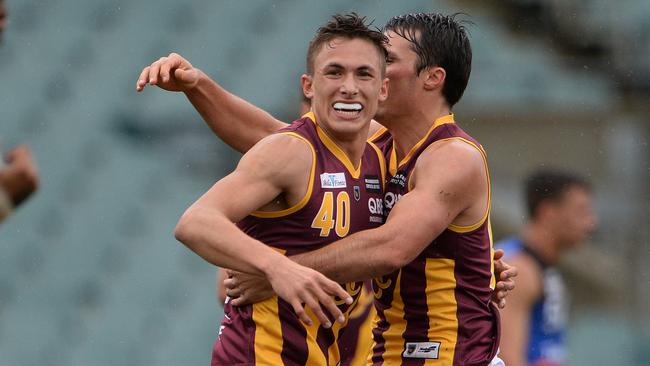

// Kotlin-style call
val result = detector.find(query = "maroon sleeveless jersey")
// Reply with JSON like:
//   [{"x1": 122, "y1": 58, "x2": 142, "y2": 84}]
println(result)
[
  {"x1": 212, "y1": 112, "x2": 386, "y2": 366},
  {"x1": 369, "y1": 114, "x2": 499, "y2": 366}
]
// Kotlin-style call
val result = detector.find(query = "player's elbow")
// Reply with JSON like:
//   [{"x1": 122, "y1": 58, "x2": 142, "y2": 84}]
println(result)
[
  {"x1": 374, "y1": 231, "x2": 418, "y2": 273},
  {"x1": 383, "y1": 247, "x2": 413, "y2": 272},
  {"x1": 174, "y1": 208, "x2": 197, "y2": 247}
]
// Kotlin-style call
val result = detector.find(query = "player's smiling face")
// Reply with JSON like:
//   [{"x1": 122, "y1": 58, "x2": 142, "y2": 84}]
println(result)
[
  {"x1": 375, "y1": 31, "x2": 422, "y2": 122},
  {"x1": 302, "y1": 37, "x2": 388, "y2": 141}
]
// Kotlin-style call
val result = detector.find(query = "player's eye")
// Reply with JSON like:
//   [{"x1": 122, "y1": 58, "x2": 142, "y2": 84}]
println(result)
[
  {"x1": 357, "y1": 70, "x2": 373, "y2": 78},
  {"x1": 325, "y1": 68, "x2": 343, "y2": 77}
]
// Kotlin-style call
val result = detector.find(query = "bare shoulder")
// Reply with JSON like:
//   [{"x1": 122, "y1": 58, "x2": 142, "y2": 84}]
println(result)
[
  {"x1": 239, "y1": 133, "x2": 314, "y2": 183},
  {"x1": 421, "y1": 138, "x2": 484, "y2": 171},
  {"x1": 413, "y1": 138, "x2": 486, "y2": 189}
]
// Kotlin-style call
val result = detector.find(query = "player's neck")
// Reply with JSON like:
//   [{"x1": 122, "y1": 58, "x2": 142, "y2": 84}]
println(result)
[
  {"x1": 522, "y1": 224, "x2": 561, "y2": 265},
  {"x1": 318, "y1": 124, "x2": 368, "y2": 170},
  {"x1": 390, "y1": 102, "x2": 451, "y2": 162}
]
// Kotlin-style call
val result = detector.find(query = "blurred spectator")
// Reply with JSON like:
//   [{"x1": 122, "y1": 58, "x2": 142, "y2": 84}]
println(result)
[
  {"x1": 497, "y1": 169, "x2": 598, "y2": 366},
  {"x1": 0, "y1": 1, "x2": 40, "y2": 223},
  {"x1": 0, "y1": 145, "x2": 39, "y2": 223},
  {"x1": 0, "y1": 0, "x2": 6, "y2": 44}
]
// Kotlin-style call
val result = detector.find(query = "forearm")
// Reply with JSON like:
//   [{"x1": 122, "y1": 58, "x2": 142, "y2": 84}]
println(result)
[
  {"x1": 184, "y1": 71, "x2": 287, "y2": 153},
  {"x1": 175, "y1": 206, "x2": 284, "y2": 276},
  {"x1": 291, "y1": 226, "x2": 408, "y2": 283}
]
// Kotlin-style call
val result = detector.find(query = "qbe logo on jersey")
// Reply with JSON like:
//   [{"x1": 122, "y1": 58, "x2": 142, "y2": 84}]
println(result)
[
  {"x1": 320, "y1": 172, "x2": 347, "y2": 188},
  {"x1": 403, "y1": 342, "x2": 441, "y2": 359}
]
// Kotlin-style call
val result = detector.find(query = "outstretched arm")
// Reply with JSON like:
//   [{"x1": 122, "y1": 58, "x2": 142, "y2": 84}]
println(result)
[
  {"x1": 136, "y1": 53, "x2": 288, "y2": 153},
  {"x1": 174, "y1": 134, "x2": 351, "y2": 327}
]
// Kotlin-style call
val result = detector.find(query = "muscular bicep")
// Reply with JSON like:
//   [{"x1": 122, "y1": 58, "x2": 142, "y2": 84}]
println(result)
[
  {"x1": 189, "y1": 134, "x2": 312, "y2": 222},
  {"x1": 382, "y1": 142, "x2": 484, "y2": 262}
]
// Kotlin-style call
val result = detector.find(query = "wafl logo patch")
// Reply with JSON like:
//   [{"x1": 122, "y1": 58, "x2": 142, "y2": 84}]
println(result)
[
  {"x1": 320, "y1": 172, "x2": 346, "y2": 188},
  {"x1": 403, "y1": 342, "x2": 441, "y2": 359}
]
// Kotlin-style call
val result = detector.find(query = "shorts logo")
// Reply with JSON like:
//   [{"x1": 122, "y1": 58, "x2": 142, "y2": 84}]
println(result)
[
  {"x1": 320, "y1": 172, "x2": 346, "y2": 188},
  {"x1": 406, "y1": 344, "x2": 417, "y2": 355},
  {"x1": 402, "y1": 342, "x2": 441, "y2": 359},
  {"x1": 364, "y1": 175, "x2": 382, "y2": 193},
  {"x1": 353, "y1": 186, "x2": 361, "y2": 201}
]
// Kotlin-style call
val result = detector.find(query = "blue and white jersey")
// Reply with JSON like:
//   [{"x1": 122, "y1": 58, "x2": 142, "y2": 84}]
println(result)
[{"x1": 498, "y1": 237, "x2": 568, "y2": 366}]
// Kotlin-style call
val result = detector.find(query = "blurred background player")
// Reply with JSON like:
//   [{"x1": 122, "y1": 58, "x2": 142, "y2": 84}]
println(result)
[
  {"x1": 0, "y1": 0, "x2": 7, "y2": 43},
  {"x1": 0, "y1": 0, "x2": 39, "y2": 224},
  {"x1": 0, "y1": 145, "x2": 39, "y2": 223},
  {"x1": 497, "y1": 169, "x2": 598, "y2": 366}
]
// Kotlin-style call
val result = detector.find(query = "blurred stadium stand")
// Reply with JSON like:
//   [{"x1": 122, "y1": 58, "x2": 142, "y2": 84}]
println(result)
[{"x1": 0, "y1": 0, "x2": 647, "y2": 365}]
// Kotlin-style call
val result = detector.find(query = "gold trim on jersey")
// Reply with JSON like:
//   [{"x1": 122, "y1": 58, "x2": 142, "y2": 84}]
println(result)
[
  {"x1": 488, "y1": 216, "x2": 496, "y2": 289},
  {"x1": 304, "y1": 111, "x2": 363, "y2": 179},
  {"x1": 367, "y1": 125, "x2": 388, "y2": 143},
  {"x1": 377, "y1": 271, "x2": 406, "y2": 363},
  {"x1": 252, "y1": 297, "x2": 285, "y2": 365},
  {"x1": 251, "y1": 132, "x2": 316, "y2": 218},
  {"x1": 402, "y1": 135, "x2": 491, "y2": 233},
  {"x1": 368, "y1": 141, "x2": 387, "y2": 190},
  {"x1": 388, "y1": 114, "x2": 455, "y2": 176},
  {"x1": 350, "y1": 308, "x2": 376, "y2": 366},
  {"x1": 304, "y1": 307, "x2": 329, "y2": 366},
  {"x1": 425, "y1": 258, "x2": 459, "y2": 365}
]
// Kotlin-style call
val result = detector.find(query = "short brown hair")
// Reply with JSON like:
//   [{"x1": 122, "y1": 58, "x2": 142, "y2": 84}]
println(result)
[
  {"x1": 525, "y1": 168, "x2": 591, "y2": 219},
  {"x1": 306, "y1": 13, "x2": 388, "y2": 76}
]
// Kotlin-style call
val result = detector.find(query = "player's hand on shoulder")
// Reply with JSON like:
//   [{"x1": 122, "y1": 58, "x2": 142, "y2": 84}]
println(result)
[
  {"x1": 264, "y1": 259, "x2": 352, "y2": 329},
  {"x1": 136, "y1": 52, "x2": 201, "y2": 92}
]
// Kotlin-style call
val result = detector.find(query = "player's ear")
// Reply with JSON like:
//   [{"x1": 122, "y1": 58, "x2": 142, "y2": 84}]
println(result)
[
  {"x1": 301, "y1": 74, "x2": 314, "y2": 99},
  {"x1": 422, "y1": 66, "x2": 445, "y2": 91},
  {"x1": 379, "y1": 77, "x2": 389, "y2": 102}
]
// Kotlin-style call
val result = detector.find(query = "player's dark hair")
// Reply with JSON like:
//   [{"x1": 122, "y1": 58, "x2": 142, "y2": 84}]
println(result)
[
  {"x1": 384, "y1": 12, "x2": 472, "y2": 107},
  {"x1": 306, "y1": 13, "x2": 388, "y2": 76},
  {"x1": 525, "y1": 169, "x2": 591, "y2": 219}
]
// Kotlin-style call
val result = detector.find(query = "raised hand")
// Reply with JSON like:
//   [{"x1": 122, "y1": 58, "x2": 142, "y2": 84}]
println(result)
[{"x1": 136, "y1": 52, "x2": 201, "y2": 92}]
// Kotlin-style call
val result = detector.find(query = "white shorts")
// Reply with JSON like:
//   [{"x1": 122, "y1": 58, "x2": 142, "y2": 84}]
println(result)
[{"x1": 489, "y1": 354, "x2": 505, "y2": 366}]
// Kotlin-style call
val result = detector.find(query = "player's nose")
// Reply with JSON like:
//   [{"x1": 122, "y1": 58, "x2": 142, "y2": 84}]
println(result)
[{"x1": 339, "y1": 74, "x2": 358, "y2": 96}]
